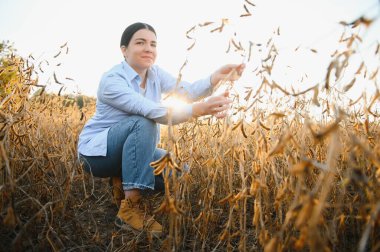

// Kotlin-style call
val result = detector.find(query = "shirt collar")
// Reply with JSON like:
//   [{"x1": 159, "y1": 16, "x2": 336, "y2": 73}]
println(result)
[
  {"x1": 122, "y1": 60, "x2": 140, "y2": 82},
  {"x1": 121, "y1": 60, "x2": 155, "y2": 84}
]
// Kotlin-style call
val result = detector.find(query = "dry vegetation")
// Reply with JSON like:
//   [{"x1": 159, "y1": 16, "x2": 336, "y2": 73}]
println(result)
[{"x1": 1, "y1": 4, "x2": 380, "y2": 252}]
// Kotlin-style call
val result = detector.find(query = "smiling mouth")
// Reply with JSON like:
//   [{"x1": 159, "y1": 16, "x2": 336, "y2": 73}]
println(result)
[{"x1": 142, "y1": 56, "x2": 153, "y2": 60}]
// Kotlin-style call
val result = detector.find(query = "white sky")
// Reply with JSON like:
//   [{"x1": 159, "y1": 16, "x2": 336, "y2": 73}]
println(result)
[{"x1": 1, "y1": 0, "x2": 379, "y2": 98}]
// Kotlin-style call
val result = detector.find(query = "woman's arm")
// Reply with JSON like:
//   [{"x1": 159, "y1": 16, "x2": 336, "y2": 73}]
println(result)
[
  {"x1": 99, "y1": 75, "x2": 232, "y2": 124},
  {"x1": 98, "y1": 75, "x2": 192, "y2": 125},
  {"x1": 157, "y1": 64, "x2": 245, "y2": 102}
]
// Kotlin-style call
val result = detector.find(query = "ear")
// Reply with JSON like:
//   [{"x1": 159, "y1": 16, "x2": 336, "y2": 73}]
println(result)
[{"x1": 120, "y1": 46, "x2": 128, "y2": 59}]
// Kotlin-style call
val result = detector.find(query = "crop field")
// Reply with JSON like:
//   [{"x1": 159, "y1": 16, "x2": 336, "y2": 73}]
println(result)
[{"x1": 1, "y1": 13, "x2": 380, "y2": 252}]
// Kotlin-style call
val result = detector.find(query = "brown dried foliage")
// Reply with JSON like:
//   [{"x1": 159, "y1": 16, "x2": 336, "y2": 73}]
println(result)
[{"x1": 1, "y1": 5, "x2": 380, "y2": 251}]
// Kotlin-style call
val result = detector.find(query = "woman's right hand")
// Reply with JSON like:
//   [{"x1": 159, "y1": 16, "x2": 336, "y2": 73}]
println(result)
[
  {"x1": 192, "y1": 91, "x2": 232, "y2": 119},
  {"x1": 210, "y1": 64, "x2": 245, "y2": 87}
]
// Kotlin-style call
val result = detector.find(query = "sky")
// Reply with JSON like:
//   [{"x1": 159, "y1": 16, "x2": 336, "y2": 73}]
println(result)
[{"x1": 0, "y1": 0, "x2": 379, "y2": 98}]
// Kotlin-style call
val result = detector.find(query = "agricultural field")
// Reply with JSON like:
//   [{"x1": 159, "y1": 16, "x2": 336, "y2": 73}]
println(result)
[{"x1": 1, "y1": 14, "x2": 380, "y2": 252}]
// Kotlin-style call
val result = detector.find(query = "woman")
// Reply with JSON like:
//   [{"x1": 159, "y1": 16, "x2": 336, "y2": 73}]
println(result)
[{"x1": 78, "y1": 22, "x2": 245, "y2": 236}]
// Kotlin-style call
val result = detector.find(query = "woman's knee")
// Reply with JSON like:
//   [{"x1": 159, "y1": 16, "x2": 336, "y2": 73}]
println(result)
[{"x1": 132, "y1": 116, "x2": 157, "y2": 135}]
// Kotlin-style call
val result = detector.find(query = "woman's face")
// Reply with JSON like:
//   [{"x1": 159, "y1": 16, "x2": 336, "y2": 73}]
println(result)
[{"x1": 122, "y1": 29, "x2": 157, "y2": 72}]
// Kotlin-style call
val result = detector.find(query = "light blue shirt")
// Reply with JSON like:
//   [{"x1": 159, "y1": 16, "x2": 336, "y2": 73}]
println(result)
[{"x1": 78, "y1": 61, "x2": 213, "y2": 156}]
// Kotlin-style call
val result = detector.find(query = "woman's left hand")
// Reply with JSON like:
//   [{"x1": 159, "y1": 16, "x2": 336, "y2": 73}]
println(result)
[
  {"x1": 210, "y1": 63, "x2": 245, "y2": 87},
  {"x1": 192, "y1": 91, "x2": 232, "y2": 119}
]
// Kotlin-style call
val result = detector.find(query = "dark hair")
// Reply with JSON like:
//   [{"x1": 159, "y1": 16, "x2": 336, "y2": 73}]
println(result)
[{"x1": 120, "y1": 22, "x2": 156, "y2": 47}]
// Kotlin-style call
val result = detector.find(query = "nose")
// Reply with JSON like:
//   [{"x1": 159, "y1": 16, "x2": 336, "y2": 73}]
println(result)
[{"x1": 144, "y1": 43, "x2": 154, "y2": 52}]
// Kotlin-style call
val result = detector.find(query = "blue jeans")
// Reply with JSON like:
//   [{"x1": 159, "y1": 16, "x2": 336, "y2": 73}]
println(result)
[{"x1": 80, "y1": 115, "x2": 166, "y2": 191}]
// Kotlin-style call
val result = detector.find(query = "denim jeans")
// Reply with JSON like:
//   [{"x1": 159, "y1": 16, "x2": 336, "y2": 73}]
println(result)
[{"x1": 80, "y1": 115, "x2": 166, "y2": 191}]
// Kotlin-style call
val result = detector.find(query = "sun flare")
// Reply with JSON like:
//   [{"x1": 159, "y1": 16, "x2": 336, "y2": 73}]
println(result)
[{"x1": 162, "y1": 96, "x2": 188, "y2": 110}]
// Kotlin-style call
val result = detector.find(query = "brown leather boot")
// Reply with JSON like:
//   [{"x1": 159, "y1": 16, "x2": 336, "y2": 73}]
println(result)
[
  {"x1": 110, "y1": 177, "x2": 124, "y2": 207},
  {"x1": 115, "y1": 195, "x2": 162, "y2": 237}
]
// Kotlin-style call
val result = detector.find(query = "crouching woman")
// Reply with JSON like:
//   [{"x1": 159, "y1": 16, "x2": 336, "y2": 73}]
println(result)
[{"x1": 78, "y1": 22, "x2": 244, "y2": 236}]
